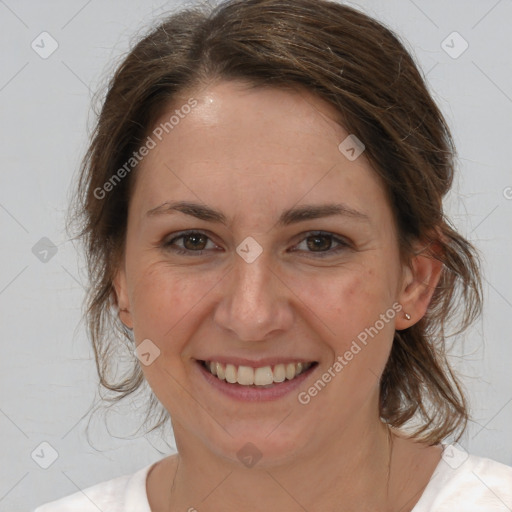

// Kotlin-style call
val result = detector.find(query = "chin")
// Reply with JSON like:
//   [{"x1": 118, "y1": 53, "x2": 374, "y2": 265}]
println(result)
[{"x1": 207, "y1": 421, "x2": 310, "y2": 469}]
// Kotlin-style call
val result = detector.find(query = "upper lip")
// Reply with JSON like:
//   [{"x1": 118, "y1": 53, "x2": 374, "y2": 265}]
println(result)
[{"x1": 196, "y1": 357, "x2": 317, "y2": 368}]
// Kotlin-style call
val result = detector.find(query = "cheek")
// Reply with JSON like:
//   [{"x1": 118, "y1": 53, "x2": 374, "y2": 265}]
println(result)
[
  {"x1": 128, "y1": 263, "x2": 205, "y2": 342},
  {"x1": 313, "y1": 264, "x2": 390, "y2": 322},
  {"x1": 127, "y1": 265, "x2": 209, "y2": 393},
  {"x1": 306, "y1": 263, "x2": 397, "y2": 363}
]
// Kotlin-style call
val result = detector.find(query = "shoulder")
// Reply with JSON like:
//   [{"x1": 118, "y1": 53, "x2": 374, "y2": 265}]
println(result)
[
  {"x1": 32, "y1": 462, "x2": 155, "y2": 512},
  {"x1": 414, "y1": 444, "x2": 512, "y2": 512}
]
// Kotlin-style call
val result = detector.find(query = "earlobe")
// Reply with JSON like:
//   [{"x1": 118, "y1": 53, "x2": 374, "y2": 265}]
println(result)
[
  {"x1": 113, "y1": 268, "x2": 133, "y2": 329},
  {"x1": 395, "y1": 246, "x2": 443, "y2": 330}
]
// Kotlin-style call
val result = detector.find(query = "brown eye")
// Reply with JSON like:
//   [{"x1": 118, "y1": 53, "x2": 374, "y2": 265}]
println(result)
[
  {"x1": 181, "y1": 233, "x2": 208, "y2": 250},
  {"x1": 163, "y1": 231, "x2": 217, "y2": 255},
  {"x1": 306, "y1": 234, "x2": 333, "y2": 252},
  {"x1": 293, "y1": 231, "x2": 350, "y2": 258}
]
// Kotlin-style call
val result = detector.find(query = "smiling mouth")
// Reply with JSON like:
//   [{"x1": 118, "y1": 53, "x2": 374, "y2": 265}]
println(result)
[{"x1": 199, "y1": 360, "x2": 318, "y2": 388}]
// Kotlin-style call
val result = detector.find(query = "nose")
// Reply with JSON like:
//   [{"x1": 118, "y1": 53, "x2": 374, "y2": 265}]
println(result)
[{"x1": 213, "y1": 249, "x2": 294, "y2": 342}]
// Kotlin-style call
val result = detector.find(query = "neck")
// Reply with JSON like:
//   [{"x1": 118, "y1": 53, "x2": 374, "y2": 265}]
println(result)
[{"x1": 163, "y1": 412, "x2": 399, "y2": 512}]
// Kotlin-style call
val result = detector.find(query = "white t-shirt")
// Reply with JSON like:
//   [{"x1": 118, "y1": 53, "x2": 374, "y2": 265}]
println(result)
[{"x1": 33, "y1": 445, "x2": 512, "y2": 511}]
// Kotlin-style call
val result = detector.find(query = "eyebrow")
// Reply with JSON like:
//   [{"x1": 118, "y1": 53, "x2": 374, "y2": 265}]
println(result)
[{"x1": 145, "y1": 200, "x2": 370, "y2": 227}]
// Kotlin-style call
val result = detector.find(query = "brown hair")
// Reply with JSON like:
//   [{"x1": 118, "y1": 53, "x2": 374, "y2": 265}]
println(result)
[{"x1": 69, "y1": 0, "x2": 482, "y2": 444}]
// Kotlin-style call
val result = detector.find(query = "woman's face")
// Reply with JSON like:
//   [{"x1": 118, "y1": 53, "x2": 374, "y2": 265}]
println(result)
[{"x1": 115, "y1": 80, "x2": 413, "y2": 465}]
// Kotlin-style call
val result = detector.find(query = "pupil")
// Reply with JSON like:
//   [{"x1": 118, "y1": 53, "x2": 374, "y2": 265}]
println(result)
[
  {"x1": 307, "y1": 235, "x2": 330, "y2": 251},
  {"x1": 185, "y1": 233, "x2": 206, "y2": 250}
]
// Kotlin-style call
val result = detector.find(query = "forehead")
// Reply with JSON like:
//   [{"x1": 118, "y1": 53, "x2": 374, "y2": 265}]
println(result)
[{"x1": 130, "y1": 80, "x2": 388, "y2": 226}]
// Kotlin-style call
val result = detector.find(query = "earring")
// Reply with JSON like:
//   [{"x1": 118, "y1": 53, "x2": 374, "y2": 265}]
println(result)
[{"x1": 404, "y1": 312, "x2": 411, "y2": 320}]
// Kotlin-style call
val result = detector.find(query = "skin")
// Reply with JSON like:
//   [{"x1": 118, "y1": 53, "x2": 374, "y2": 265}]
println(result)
[{"x1": 114, "y1": 80, "x2": 444, "y2": 512}]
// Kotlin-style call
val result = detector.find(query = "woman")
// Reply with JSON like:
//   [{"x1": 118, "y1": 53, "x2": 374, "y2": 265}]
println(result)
[{"x1": 34, "y1": 0, "x2": 512, "y2": 510}]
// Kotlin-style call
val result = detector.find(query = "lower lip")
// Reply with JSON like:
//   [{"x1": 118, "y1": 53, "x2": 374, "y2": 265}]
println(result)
[{"x1": 195, "y1": 360, "x2": 317, "y2": 402}]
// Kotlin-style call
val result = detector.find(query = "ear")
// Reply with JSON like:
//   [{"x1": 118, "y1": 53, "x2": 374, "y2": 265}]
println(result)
[
  {"x1": 395, "y1": 240, "x2": 443, "y2": 330},
  {"x1": 113, "y1": 266, "x2": 133, "y2": 329}
]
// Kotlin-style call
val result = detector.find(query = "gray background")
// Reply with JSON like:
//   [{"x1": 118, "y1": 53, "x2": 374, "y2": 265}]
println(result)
[{"x1": 0, "y1": 0, "x2": 511, "y2": 510}]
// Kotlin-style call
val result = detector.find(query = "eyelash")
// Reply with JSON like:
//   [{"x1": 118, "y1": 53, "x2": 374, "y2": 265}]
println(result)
[{"x1": 162, "y1": 230, "x2": 351, "y2": 258}]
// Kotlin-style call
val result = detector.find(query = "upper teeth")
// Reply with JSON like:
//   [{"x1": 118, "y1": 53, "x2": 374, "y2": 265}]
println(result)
[{"x1": 205, "y1": 361, "x2": 313, "y2": 386}]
